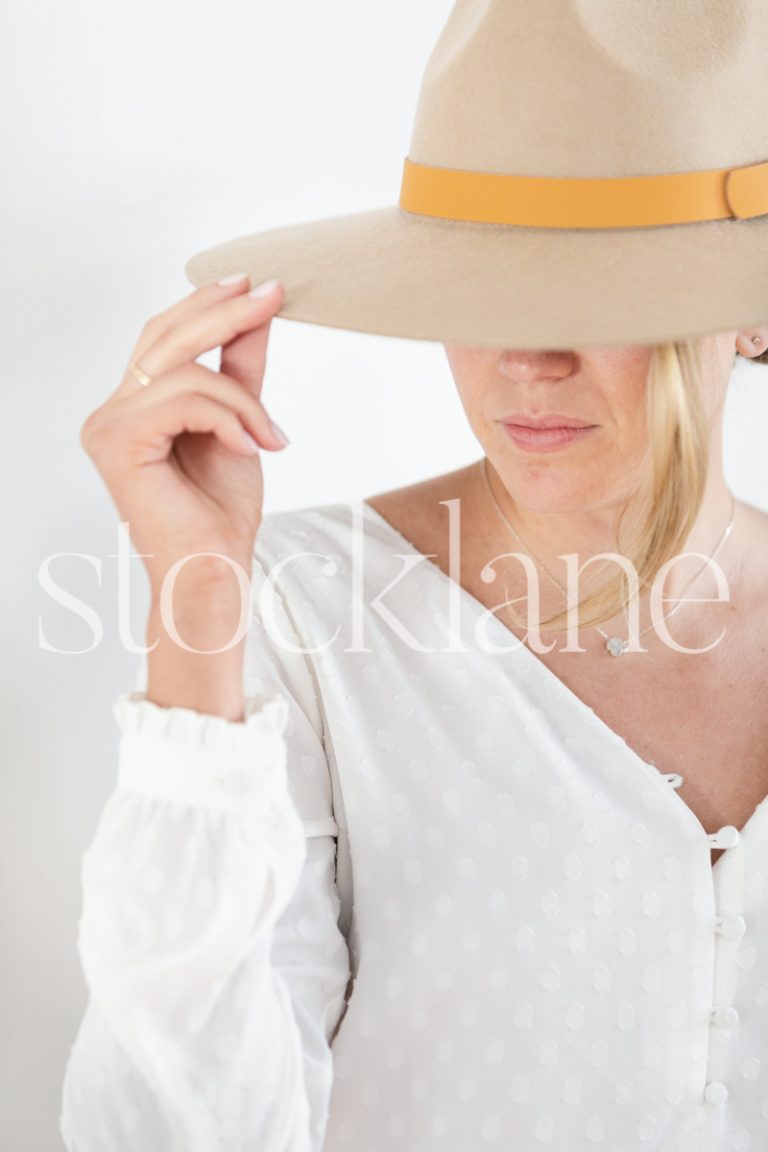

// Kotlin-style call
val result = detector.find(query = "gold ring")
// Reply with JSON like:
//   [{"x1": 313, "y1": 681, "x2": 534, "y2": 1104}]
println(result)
[{"x1": 129, "y1": 360, "x2": 153, "y2": 387}]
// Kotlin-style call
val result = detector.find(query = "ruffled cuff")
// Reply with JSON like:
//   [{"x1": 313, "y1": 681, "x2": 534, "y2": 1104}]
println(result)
[{"x1": 112, "y1": 691, "x2": 290, "y2": 813}]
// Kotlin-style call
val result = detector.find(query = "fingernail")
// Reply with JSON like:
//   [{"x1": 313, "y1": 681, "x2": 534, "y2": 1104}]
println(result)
[
  {"x1": 270, "y1": 419, "x2": 290, "y2": 447},
  {"x1": 241, "y1": 431, "x2": 260, "y2": 453},
  {"x1": 218, "y1": 272, "x2": 249, "y2": 285},
  {"x1": 249, "y1": 278, "x2": 280, "y2": 298}
]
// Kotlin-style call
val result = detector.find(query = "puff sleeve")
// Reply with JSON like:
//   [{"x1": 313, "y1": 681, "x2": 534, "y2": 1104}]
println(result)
[{"x1": 60, "y1": 546, "x2": 352, "y2": 1152}]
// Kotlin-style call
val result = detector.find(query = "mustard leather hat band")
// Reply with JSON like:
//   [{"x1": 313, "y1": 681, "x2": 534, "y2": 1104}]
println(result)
[{"x1": 399, "y1": 156, "x2": 768, "y2": 229}]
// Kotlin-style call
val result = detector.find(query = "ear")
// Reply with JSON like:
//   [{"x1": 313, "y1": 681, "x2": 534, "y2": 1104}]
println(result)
[{"x1": 735, "y1": 326, "x2": 768, "y2": 361}]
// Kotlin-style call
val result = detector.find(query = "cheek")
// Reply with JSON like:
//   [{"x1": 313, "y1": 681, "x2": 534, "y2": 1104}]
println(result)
[
  {"x1": 628, "y1": 398, "x2": 651, "y2": 446},
  {"x1": 607, "y1": 378, "x2": 650, "y2": 446},
  {"x1": 448, "y1": 363, "x2": 493, "y2": 420},
  {"x1": 605, "y1": 416, "x2": 649, "y2": 473},
  {"x1": 447, "y1": 346, "x2": 495, "y2": 383}
]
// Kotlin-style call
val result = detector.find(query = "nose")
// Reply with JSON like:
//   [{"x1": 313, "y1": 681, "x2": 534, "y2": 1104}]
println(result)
[{"x1": 497, "y1": 349, "x2": 575, "y2": 382}]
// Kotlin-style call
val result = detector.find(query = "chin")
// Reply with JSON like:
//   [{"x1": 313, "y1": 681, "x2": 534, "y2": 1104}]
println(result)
[{"x1": 495, "y1": 463, "x2": 600, "y2": 513}]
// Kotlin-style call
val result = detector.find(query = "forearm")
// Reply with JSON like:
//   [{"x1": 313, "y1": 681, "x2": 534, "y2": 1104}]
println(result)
[
  {"x1": 61, "y1": 694, "x2": 323, "y2": 1152},
  {"x1": 145, "y1": 581, "x2": 249, "y2": 720}
]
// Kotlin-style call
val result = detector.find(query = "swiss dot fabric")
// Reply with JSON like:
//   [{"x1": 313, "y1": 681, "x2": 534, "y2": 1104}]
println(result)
[{"x1": 61, "y1": 500, "x2": 768, "y2": 1152}]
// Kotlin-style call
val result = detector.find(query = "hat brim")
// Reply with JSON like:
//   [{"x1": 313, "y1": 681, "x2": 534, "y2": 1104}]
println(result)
[{"x1": 184, "y1": 204, "x2": 768, "y2": 350}]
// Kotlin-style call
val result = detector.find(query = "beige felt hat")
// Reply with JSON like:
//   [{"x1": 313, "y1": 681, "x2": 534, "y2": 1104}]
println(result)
[{"x1": 184, "y1": 0, "x2": 768, "y2": 352}]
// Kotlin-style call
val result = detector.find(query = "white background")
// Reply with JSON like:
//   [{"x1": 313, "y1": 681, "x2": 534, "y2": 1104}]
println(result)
[{"x1": 1, "y1": 1, "x2": 766, "y2": 1147}]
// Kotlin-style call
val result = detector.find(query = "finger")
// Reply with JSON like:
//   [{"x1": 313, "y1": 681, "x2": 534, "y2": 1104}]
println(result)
[
  {"x1": 129, "y1": 273, "x2": 256, "y2": 370},
  {"x1": 159, "y1": 392, "x2": 264, "y2": 460},
  {"x1": 111, "y1": 360, "x2": 288, "y2": 451},
  {"x1": 122, "y1": 282, "x2": 284, "y2": 395},
  {"x1": 85, "y1": 391, "x2": 266, "y2": 470}
]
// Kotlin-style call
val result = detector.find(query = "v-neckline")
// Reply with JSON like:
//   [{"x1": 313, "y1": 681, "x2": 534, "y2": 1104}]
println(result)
[{"x1": 360, "y1": 498, "x2": 767, "y2": 873}]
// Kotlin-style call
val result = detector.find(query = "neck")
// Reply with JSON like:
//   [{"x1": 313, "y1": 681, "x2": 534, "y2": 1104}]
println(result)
[{"x1": 473, "y1": 456, "x2": 739, "y2": 634}]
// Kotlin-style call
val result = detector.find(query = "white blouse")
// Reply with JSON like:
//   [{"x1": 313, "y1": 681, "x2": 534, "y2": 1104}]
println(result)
[{"x1": 60, "y1": 498, "x2": 768, "y2": 1152}]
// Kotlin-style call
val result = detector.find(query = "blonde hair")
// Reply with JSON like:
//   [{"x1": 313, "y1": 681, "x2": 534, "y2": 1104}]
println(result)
[{"x1": 502, "y1": 339, "x2": 714, "y2": 634}]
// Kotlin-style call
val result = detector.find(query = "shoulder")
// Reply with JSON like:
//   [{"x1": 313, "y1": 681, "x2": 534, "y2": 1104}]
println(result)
[
  {"x1": 253, "y1": 498, "x2": 407, "y2": 586},
  {"x1": 255, "y1": 501, "x2": 355, "y2": 568},
  {"x1": 734, "y1": 497, "x2": 768, "y2": 563},
  {"x1": 363, "y1": 464, "x2": 478, "y2": 548},
  {"x1": 733, "y1": 497, "x2": 768, "y2": 602},
  {"x1": 737, "y1": 496, "x2": 768, "y2": 536}
]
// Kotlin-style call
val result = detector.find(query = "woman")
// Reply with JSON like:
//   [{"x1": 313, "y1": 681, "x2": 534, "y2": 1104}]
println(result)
[
  {"x1": 61, "y1": 2, "x2": 768, "y2": 1149},
  {"x1": 375, "y1": 335, "x2": 768, "y2": 871},
  {"x1": 60, "y1": 279, "x2": 768, "y2": 1150}
]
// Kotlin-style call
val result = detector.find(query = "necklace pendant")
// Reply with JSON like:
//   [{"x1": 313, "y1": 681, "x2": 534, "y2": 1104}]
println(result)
[{"x1": 605, "y1": 636, "x2": 628, "y2": 657}]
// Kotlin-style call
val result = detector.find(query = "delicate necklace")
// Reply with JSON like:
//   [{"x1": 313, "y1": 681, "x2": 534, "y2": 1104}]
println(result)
[{"x1": 477, "y1": 457, "x2": 736, "y2": 657}]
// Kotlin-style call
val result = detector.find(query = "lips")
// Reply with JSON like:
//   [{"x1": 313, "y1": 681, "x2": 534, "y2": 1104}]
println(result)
[
  {"x1": 500, "y1": 422, "x2": 596, "y2": 453},
  {"x1": 501, "y1": 414, "x2": 595, "y2": 429}
]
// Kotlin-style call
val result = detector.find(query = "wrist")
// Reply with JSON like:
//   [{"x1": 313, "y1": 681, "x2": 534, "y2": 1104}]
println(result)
[
  {"x1": 148, "y1": 595, "x2": 249, "y2": 652},
  {"x1": 149, "y1": 559, "x2": 253, "y2": 623},
  {"x1": 145, "y1": 603, "x2": 248, "y2": 720}
]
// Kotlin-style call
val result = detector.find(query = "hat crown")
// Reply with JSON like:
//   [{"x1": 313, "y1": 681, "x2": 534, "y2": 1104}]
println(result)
[{"x1": 409, "y1": 0, "x2": 767, "y2": 177}]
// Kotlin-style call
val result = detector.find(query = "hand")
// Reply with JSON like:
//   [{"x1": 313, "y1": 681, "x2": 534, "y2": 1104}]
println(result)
[{"x1": 80, "y1": 275, "x2": 288, "y2": 599}]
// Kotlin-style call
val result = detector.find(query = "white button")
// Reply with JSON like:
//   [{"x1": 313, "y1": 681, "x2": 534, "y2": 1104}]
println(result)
[
  {"x1": 715, "y1": 914, "x2": 746, "y2": 940},
  {"x1": 703, "y1": 1080, "x2": 729, "y2": 1106},
  {"x1": 662, "y1": 773, "x2": 684, "y2": 788},
  {"x1": 708, "y1": 825, "x2": 741, "y2": 849},
  {"x1": 710, "y1": 1005, "x2": 740, "y2": 1028}
]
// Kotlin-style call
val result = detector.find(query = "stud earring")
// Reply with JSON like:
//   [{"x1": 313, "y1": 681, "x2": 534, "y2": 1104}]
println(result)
[{"x1": 751, "y1": 335, "x2": 763, "y2": 346}]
